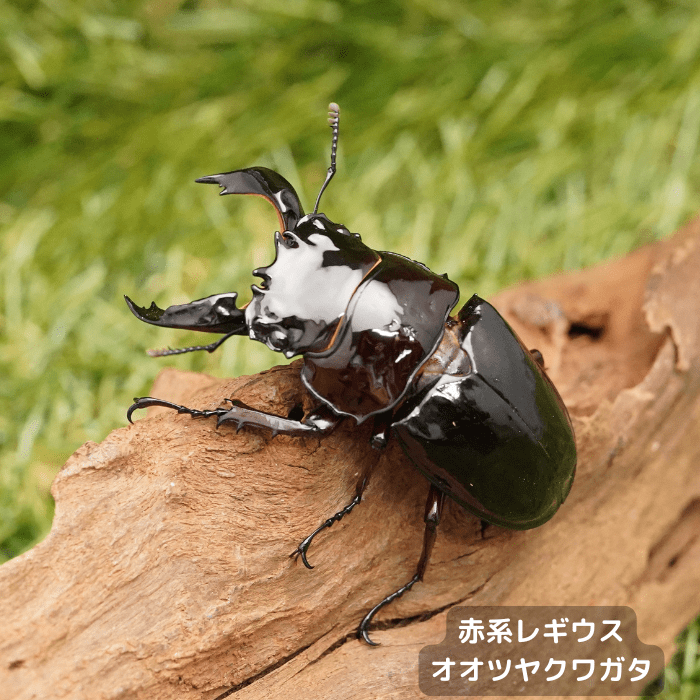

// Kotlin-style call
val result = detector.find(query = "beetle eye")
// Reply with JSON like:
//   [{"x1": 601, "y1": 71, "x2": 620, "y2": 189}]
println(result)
[
  {"x1": 280, "y1": 231, "x2": 299, "y2": 249},
  {"x1": 269, "y1": 329, "x2": 288, "y2": 349}
]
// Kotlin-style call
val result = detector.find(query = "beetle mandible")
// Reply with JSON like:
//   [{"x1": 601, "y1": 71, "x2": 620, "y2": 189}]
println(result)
[{"x1": 126, "y1": 103, "x2": 577, "y2": 645}]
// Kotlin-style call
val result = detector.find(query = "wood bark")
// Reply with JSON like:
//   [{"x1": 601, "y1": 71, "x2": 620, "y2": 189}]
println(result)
[{"x1": 2, "y1": 218, "x2": 700, "y2": 700}]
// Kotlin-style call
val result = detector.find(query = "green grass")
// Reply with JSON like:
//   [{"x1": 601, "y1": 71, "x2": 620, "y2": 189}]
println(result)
[
  {"x1": 1, "y1": 0, "x2": 700, "y2": 695},
  {"x1": 650, "y1": 621, "x2": 700, "y2": 699}
]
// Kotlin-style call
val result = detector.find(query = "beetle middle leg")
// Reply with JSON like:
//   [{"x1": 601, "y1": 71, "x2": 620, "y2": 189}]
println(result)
[
  {"x1": 290, "y1": 461, "x2": 374, "y2": 569},
  {"x1": 358, "y1": 483, "x2": 446, "y2": 646},
  {"x1": 290, "y1": 413, "x2": 391, "y2": 568}
]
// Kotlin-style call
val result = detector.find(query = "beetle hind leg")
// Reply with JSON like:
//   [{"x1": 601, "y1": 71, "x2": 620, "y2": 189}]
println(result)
[{"x1": 358, "y1": 483, "x2": 446, "y2": 646}]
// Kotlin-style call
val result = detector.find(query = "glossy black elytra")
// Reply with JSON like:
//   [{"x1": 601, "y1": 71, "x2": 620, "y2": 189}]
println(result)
[{"x1": 125, "y1": 104, "x2": 577, "y2": 645}]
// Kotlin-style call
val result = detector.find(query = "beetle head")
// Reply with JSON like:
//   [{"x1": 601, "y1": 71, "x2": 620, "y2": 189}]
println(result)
[
  {"x1": 198, "y1": 166, "x2": 379, "y2": 357},
  {"x1": 195, "y1": 104, "x2": 380, "y2": 358},
  {"x1": 244, "y1": 212, "x2": 379, "y2": 357}
]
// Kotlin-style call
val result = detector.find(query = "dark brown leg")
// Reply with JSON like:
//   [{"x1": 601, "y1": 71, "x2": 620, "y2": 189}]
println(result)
[
  {"x1": 127, "y1": 397, "x2": 339, "y2": 437},
  {"x1": 290, "y1": 464, "x2": 374, "y2": 569},
  {"x1": 358, "y1": 483, "x2": 446, "y2": 646},
  {"x1": 290, "y1": 412, "x2": 392, "y2": 568}
]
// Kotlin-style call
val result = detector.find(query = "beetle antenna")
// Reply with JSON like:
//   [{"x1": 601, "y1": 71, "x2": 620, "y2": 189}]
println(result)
[
  {"x1": 146, "y1": 331, "x2": 238, "y2": 357},
  {"x1": 313, "y1": 102, "x2": 340, "y2": 214}
]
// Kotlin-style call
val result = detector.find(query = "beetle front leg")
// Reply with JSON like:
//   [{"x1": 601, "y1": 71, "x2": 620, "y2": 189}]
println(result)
[
  {"x1": 127, "y1": 397, "x2": 340, "y2": 437},
  {"x1": 358, "y1": 483, "x2": 446, "y2": 646},
  {"x1": 127, "y1": 397, "x2": 231, "y2": 424}
]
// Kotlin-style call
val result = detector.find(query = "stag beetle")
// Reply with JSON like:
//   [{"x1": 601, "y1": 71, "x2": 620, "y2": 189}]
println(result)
[{"x1": 126, "y1": 104, "x2": 577, "y2": 645}]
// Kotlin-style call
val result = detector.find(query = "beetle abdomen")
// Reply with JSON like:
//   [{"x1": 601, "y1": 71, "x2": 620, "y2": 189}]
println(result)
[{"x1": 392, "y1": 295, "x2": 576, "y2": 530}]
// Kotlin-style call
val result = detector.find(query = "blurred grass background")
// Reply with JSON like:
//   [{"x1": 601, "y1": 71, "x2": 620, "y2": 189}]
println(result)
[{"x1": 1, "y1": 0, "x2": 699, "y2": 695}]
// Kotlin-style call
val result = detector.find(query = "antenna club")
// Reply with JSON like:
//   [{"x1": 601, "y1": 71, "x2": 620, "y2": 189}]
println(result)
[
  {"x1": 328, "y1": 102, "x2": 340, "y2": 126},
  {"x1": 313, "y1": 103, "x2": 341, "y2": 215}
]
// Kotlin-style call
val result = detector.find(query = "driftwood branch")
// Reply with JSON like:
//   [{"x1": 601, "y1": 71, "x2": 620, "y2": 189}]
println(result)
[{"x1": 2, "y1": 219, "x2": 700, "y2": 699}]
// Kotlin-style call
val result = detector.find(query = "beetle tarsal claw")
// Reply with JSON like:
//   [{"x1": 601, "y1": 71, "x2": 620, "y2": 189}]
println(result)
[
  {"x1": 126, "y1": 396, "x2": 170, "y2": 423},
  {"x1": 290, "y1": 490, "x2": 365, "y2": 571},
  {"x1": 289, "y1": 541, "x2": 315, "y2": 570},
  {"x1": 291, "y1": 533, "x2": 316, "y2": 569},
  {"x1": 358, "y1": 573, "x2": 421, "y2": 646}
]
